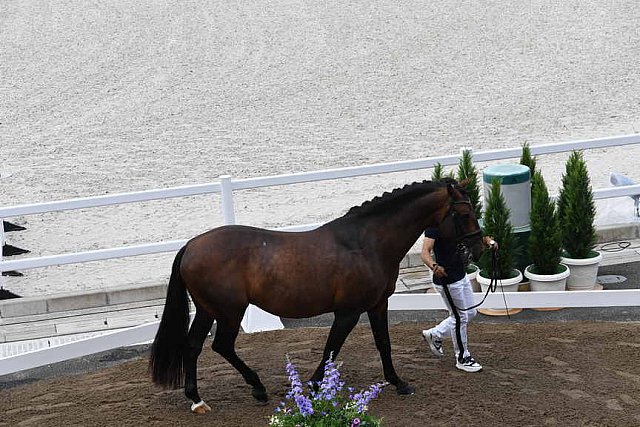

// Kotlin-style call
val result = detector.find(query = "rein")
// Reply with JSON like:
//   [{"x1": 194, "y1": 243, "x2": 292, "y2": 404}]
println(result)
[
  {"x1": 455, "y1": 246, "x2": 500, "y2": 312},
  {"x1": 452, "y1": 246, "x2": 513, "y2": 317},
  {"x1": 442, "y1": 192, "x2": 511, "y2": 314}
]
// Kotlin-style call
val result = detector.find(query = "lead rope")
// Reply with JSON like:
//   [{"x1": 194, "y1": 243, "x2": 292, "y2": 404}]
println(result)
[
  {"x1": 453, "y1": 246, "x2": 510, "y2": 317},
  {"x1": 491, "y1": 246, "x2": 512, "y2": 319},
  {"x1": 441, "y1": 245, "x2": 504, "y2": 363}
]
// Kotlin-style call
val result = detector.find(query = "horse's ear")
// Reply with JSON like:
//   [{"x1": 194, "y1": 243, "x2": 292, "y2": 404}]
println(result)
[
  {"x1": 459, "y1": 178, "x2": 470, "y2": 189},
  {"x1": 447, "y1": 182, "x2": 456, "y2": 197}
]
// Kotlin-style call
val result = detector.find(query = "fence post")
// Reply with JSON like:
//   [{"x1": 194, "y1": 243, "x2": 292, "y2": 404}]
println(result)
[
  {"x1": 219, "y1": 175, "x2": 236, "y2": 225},
  {"x1": 218, "y1": 175, "x2": 283, "y2": 332},
  {"x1": 0, "y1": 218, "x2": 5, "y2": 289}
]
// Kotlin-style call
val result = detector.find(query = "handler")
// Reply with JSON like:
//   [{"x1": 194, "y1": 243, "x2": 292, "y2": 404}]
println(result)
[{"x1": 420, "y1": 230, "x2": 497, "y2": 372}]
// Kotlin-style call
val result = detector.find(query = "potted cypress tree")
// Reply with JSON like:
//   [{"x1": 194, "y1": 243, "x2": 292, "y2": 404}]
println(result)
[
  {"x1": 431, "y1": 162, "x2": 456, "y2": 181},
  {"x1": 477, "y1": 178, "x2": 523, "y2": 292},
  {"x1": 557, "y1": 151, "x2": 602, "y2": 290},
  {"x1": 519, "y1": 142, "x2": 537, "y2": 184},
  {"x1": 516, "y1": 142, "x2": 537, "y2": 273},
  {"x1": 524, "y1": 171, "x2": 570, "y2": 291},
  {"x1": 457, "y1": 149, "x2": 482, "y2": 218},
  {"x1": 431, "y1": 163, "x2": 445, "y2": 181},
  {"x1": 457, "y1": 149, "x2": 482, "y2": 291}
]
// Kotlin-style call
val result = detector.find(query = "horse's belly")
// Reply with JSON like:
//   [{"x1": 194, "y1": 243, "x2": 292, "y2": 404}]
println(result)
[
  {"x1": 251, "y1": 290, "x2": 335, "y2": 318},
  {"x1": 249, "y1": 283, "x2": 382, "y2": 318}
]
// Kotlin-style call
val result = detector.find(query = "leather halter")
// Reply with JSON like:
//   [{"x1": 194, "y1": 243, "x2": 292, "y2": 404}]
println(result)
[{"x1": 448, "y1": 200, "x2": 482, "y2": 244}]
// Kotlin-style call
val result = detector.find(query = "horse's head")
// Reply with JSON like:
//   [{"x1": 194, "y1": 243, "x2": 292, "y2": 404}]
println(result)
[{"x1": 439, "y1": 178, "x2": 484, "y2": 264}]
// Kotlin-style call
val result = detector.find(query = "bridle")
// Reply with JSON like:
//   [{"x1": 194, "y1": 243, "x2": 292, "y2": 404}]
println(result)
[
  {"x1": 447, "y1": 200, "x2": 482, "y2": 245},
  {"x1": 441, "y1": 191, "x2": 483, "y2": 271}
]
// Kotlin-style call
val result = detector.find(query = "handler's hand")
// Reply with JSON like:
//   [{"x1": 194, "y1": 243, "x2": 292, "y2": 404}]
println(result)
[
  {"x1": 483, "y1": 236, "x2": 498, "y2": 250},
  {"x1": 433, "y1": 265, "x2": 448, "y2": 278}
]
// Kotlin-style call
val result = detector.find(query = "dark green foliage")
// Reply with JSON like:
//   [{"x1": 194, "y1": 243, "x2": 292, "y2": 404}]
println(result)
[
  {"x1": 432, "y1": 163, "x2": 455, "y2": 181},
  {"x1": 557, "y1": 151, "x2": 597, "y2": 258},
  {"x1": 457, "y1": 149, "x2": 482, "y2": 218},
  {"x1": 520, "y1": 142, "x2": 538, "y2": 188},
  {"x1": 520, "y1": 143, "x2": 536, "y2": 175},
  {"x1": 478, "y1": 179, "x2": 520, "y2": 279},
  {"x1": 528, "y1": 171, "x2": 563, "y2": 274},
  {"x1": 431, "y1": 163, "x2": 444, "y2": 181}
]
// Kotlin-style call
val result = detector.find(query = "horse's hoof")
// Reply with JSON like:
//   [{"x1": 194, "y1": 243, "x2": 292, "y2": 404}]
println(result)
[
  {"x1": 396, "y1": 383, "x2": 415, "y2": 395},
  {"x1": 190, "y1": 400, "x2": 211, "y2": 414},
  {"x1": 252, "y1": 387, "x2": 269, "y2": 403}
]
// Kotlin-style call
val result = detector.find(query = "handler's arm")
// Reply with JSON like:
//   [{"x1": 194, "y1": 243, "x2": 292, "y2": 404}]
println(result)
[{"x1": 421, "y1": 237, "x2": 447, "y2": 278}]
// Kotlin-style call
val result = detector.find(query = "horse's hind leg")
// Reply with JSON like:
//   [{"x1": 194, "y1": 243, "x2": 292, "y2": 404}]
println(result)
[
  {"x1": 184, "y1": 309, "x2": 215, "y2": 413},
  {"x1": 212, "y1": 316, "x2": 268, "y2": 403},
  {"x1": 310, "y1": 311, "x2": 360, "y2": 384},
  {"x1": 367, "y1": 300, "x2": 414, "y2": 395}
]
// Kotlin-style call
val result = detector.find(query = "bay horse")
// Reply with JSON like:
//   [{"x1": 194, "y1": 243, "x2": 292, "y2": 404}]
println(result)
[{"x1": 149, "y1": 178, "x2": 484, "y2": 413}]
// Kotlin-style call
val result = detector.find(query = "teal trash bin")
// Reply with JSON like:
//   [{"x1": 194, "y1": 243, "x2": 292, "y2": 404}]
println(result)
[
  {"x1": 482, "y1": 164, "x2": 532, "y2": 275},
  {"x1": 482, "y1": 164, "x2": 531, "y2": 228}
]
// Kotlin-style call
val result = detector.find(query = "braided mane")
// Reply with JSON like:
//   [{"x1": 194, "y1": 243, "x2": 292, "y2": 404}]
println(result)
[{"x1": 343, "y1": 179, "x2": 453, "y2": 218}]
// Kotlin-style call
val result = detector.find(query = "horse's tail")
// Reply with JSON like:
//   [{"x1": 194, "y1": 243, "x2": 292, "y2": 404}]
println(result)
[{"x1": 149, "y1": 245, "x2": 189, "y2": 389}]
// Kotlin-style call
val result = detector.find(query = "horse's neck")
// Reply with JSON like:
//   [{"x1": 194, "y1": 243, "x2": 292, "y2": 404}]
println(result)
[
  {"x1": 377, "y1": 206, "x2": 440, "y2": 262},
  {"x1": 338, "y1": 191, "x2": 447, "y2": 266}
]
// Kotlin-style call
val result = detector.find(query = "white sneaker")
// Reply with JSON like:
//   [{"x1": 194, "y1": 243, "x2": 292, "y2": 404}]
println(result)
[
  {"x1": 456, "y1": 356, "x2": 482, "y2": 373},
  {"x1": 421, "y1": 329, "x2": 444, "y2": 357}
]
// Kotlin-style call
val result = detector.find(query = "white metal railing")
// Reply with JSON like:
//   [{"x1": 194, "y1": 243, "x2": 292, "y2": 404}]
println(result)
[{"x1": 2, "y1": 288, "x2": 639, "y2": 376}]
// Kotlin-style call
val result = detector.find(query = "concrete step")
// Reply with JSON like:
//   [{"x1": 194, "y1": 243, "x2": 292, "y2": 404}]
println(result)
[
  {"x1": 1, "y1": 298, "x2": 166, "y2": 326},
  {"x1": 1, "y1": 303, "x2": 162, "y2": 343},
  {"x1": 0, "y1": 283, "x2": 167, "y2": 319}
]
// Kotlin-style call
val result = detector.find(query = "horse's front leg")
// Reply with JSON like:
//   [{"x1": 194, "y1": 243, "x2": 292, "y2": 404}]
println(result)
[
  {"x1": 184, "y1": 310, "x2": 215, "y2": 413},
  {"x1": 310, "y1": 310, "x2": 361, "y2": 385},
  {"x1": 367, "y1": 300, "x2": 415, "y2": 395}
]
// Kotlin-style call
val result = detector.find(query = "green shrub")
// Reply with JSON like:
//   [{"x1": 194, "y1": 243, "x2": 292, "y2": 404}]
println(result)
[
  {"x1": 431, "y1": 163, "x2": 455, "y2": 181},
  {"x1": 528, "y1": 171, "x2": 563, "y2": 274},
  {"x1": 431, "y1": 163, "x2": 444, "y2": 181},
  {"x1": 478, "y1": 178, "x2": 520, "y2": 279},
  {"x1": 557, "y1": 151, "x2": 597, "y2": 259},
  {"x1": 457, "y1": 149, "x2": 482, "y2": 218},
  {"x1": 520, "y1": 142, "x2": 539, "y2": 189},
  {"x1": 519, "y1": 142, "x2": 536, "y2": 175}
]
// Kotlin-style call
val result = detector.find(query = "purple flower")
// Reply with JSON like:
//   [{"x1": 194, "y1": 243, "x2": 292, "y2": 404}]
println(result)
[
  {"x1": 317, "y1": 358, "x2": 345, "y2": 402},
  {"x1": 284, "y1": 358, "x2": 314, "y2": 417},
  {"x1": 350, "y1": 382, "x2": 385, "y2": 413},
  {"x1": 271, "y1": 355, "x2": 384, "y2": 426}
]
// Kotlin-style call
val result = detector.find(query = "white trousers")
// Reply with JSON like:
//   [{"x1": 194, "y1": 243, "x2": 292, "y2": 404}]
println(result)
[{"x1": 432, "y1": 274, "x2": 477, "y2": 359}]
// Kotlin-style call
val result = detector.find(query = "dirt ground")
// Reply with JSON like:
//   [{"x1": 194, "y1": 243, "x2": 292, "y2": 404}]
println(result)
[{"x1": 2, "y1": 321, "x2": 640, "y2": 426}]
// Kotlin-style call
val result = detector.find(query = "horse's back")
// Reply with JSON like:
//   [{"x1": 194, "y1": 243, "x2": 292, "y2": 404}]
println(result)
[
  {"x1": 179, "y1": 224, "x2": 387, "y2": 318},
  {"x1": 187, "y1": 224, "x2": 312, "y2": 255}
]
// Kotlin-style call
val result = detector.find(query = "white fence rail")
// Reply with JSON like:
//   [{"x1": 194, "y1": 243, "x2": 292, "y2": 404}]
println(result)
[
  {"x1": 2, "y1": 288, "x2": 639, "y2": 376},
  {"x1": 2, "y1": 134, "x2": 640, "y2": 375}
]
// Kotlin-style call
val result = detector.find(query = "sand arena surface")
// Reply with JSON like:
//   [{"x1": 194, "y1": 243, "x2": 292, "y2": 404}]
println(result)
[
  {"x1": 1, "y1": 0, "x2": 640, "y2": 296},
  {"x1": 2, "y1": 322, "x2": 640, "y2": 426}
]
